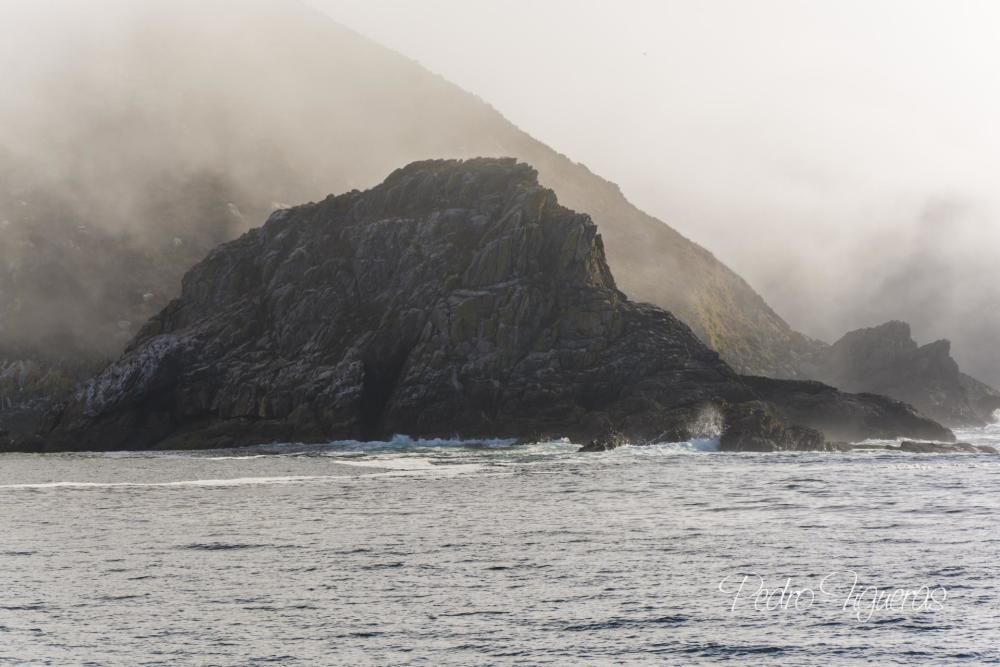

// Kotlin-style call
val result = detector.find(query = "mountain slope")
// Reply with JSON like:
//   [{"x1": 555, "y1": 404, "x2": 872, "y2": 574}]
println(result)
[{"x1": 0, "y1": 0, "x2": 814, "y2": 432}]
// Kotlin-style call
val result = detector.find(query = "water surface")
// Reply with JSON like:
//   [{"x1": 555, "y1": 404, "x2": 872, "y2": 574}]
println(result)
[{"x1": 1, "y1": 427, "x2": 998, "y2": 665}]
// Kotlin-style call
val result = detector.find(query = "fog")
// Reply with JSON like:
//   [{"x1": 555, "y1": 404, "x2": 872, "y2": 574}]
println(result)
[
  {"x1": 315, "y1": 0, "x2": 1000, "y2": 383},
  {"x1": 0, "y1": 0, "x2": 497, "y2": 360},
  {"x1": 0, "y1": 0, "x2": 997, "y2": 386}
]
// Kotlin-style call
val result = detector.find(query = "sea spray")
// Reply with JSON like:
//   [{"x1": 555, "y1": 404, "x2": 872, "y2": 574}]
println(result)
[{"x1": 688, "y1": 404, "x2": 724, "y2": 439}]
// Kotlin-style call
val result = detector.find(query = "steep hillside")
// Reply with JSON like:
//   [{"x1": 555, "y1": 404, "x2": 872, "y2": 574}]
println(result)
[{"x1": 0, "y1": 0, "x2": 815, "y2": 431}]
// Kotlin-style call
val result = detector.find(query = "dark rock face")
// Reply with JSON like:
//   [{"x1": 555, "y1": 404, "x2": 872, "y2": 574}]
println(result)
[
  {"x1": 536, "y1": 165, "x2": 824, "y2": 379},
  {"x1": 0, "y1": 0, "x2": 824, "y2": 438},
  {"x1": 719, "y1": 402, "x2": 825, "y2": 452},
  {"x1": 12, "y1": 0, "x2": 994, "y2": 435},
  {"x1": 35, "y1": 160, "x2": 749, "y2": 450},
  {"x1": 21, "y1": 160, "x2": 955, "y2": 453},
  {"x1": 959, "y1": 373, "x2": 1000, "y2": 425},
  {"x1": 800, "y1": 321, "x2": 1000, "y2": 427},
  {"x1": 744, "y1": 375, "x2": 955, "y2": 444}
]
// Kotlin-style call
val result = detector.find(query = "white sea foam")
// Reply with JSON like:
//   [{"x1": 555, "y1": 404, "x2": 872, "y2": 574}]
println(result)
[
  {"x1": 203, "y1": 454, "x2": 275, "y2": 461},
  {"x1": 334, "y1": 457, "x2": 438, "y2": 471},
  {"x1": 574, "y1": 437, "x2": 721, "y2": 458},
  {"x1": 954, "y1": 419, "x2": 1000, "y2": 447},
  {"x1": 0, "y1": 475, "x2": 347, "y2": 490},
  {"x1": 858, "y1": 420, "x2": 1000, "y2": 451},
  {"x1": 624, "y1": 437, "x2": 721, "y2": 454}
]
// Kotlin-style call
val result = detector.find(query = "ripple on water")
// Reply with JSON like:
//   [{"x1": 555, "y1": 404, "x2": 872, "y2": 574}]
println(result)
[{"x1": 0, "y1": 428, "x2": 997, "y2": 664}]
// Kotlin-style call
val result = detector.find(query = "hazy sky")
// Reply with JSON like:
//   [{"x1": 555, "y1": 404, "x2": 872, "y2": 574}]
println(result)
[{"x1": 311, "y1": 0, "x2": 1000, "y2": 344}]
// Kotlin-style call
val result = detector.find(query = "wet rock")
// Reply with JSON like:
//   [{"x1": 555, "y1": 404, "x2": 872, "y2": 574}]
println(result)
[
  {"x1": 38, "y1": 159, "x2": 751, "y2": 450},
  {"x1": 720, "y1": 401, "x2": 825, "y2": 452},
  {"x1": 823, "y1": 441, "x2": 996, "y2": 455},
  {"x1": 0, "y1": 432, "x2": 47, "y2": 453},
  {"x1": 578, "y1": 431, "x2": 628, "y2": 452},
  {"x1": 898, "y1": 440, "x2": 994, "y2": 454}
]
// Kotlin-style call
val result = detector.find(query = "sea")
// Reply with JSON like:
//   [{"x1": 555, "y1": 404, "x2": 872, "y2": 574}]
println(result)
[{"x1": 1, "y1": 421, "x2": 998, "y2": 665}]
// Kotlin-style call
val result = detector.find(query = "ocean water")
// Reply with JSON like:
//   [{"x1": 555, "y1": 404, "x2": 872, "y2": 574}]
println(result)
[{"x1": 1, "y1": 425, "x2": 999, "y2": 665}]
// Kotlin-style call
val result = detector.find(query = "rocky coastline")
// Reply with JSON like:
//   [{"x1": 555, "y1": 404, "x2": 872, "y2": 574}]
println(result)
[{"x1": 3, "y1": 159, "x2": 965, "y2": 454}]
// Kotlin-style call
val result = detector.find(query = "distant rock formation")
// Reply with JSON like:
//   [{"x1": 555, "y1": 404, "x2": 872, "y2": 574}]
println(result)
[
  {"x1": 14, "y1": 160, "x2": 951, "y2": 452},
  {"x1": 743, "y1": 375, "x2": 953, "y2": 443},
  {"x1": 800, "y1": 321, "x2": 1000, "y2": 427},
  {"x1": 896, "y1": 441, "x2": 997, "y2": 454}
]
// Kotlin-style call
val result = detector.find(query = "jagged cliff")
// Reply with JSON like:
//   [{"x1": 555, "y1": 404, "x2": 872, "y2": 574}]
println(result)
[
  {"x1": 493, "y1": 147, "x2": 824, "y2": 378},
  {"x1": 18, "y1": 160, "x2": 951, "y2": 452},
  {"x1": 801, "y1": 321, "x2": 1000, "y2": 427},
  {"x1": 0, "y1": 0, "x2": 818, "y2": 435}
]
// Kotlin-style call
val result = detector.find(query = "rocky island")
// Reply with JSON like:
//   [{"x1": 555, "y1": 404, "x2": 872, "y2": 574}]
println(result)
[
  {"x1": 6, "y1": 159, "x2": 956, "y2": 453},
  {"x1": 2, "y1": 1, "x2": 995, "y2": 439}
]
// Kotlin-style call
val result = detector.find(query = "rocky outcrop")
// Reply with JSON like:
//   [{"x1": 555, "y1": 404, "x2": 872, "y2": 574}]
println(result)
[
  {"x1": 959, "y1": 373, "x2": 1000, "y2": 424},
  {"x1": 744, "y1": 375, "x2": 955, "y2": 443},
  {"x1": 579, "y1": 385, "x2": 956, "y2": 453},
  {"x1": 578, "y1": 432, "x2": 629, "y2": 453},
  {"x1": 0, "y1": 0, "x2": 823, "y2": 442},
  {"x1": 719, "y1": 401, "x2": 826, "y2": 452},
  {"x1": 800, "y1": 321, "x2": 1000, "y2": 427},
  {"x1": 29, "y1": 159, "x2": 745, "y2": 450},
  {"x1": 523, "y1": 158, "x2": 825, "y2": 378},
  {"x1": 15, "y1": 159, "x2": 954, "y2": 453},
  {"x1": 898, "y1": 441, "x2": 997, "y2": 454},
  {"x1": 825, "y1": 441, "x2": 997, "y2": 454}
]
